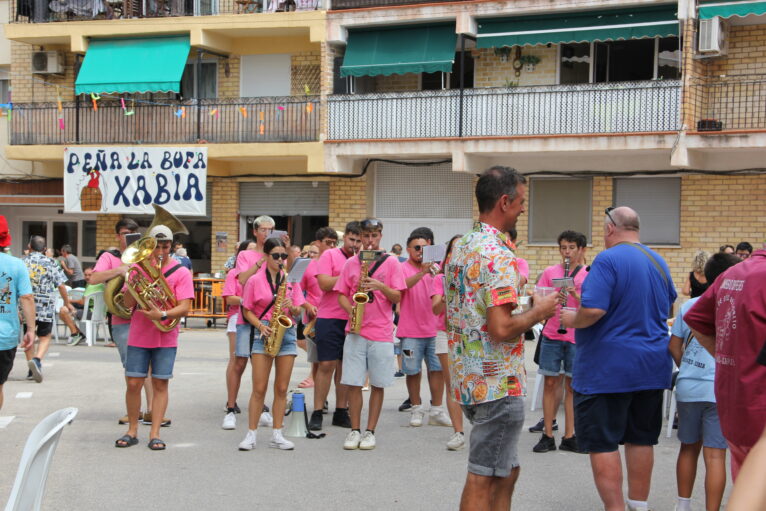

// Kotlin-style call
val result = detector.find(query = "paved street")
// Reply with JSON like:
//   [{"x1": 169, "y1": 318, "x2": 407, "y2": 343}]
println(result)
[{"x1": 1, "y1": 323, "x2": 732, "y2": 511}]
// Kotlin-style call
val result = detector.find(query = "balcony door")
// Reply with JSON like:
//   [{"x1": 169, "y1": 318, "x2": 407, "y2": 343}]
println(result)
[{"x1": 14, "y1": 208, "x2": 97, "y2": 265}]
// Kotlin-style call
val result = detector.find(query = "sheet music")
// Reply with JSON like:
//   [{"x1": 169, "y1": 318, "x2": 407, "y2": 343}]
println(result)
[
  {"x1": 422, "y1": 244, "x2": 447, "y2": 263},
  {"x1": 287, "y1": 257, "x2": 311, "y2": 283}
]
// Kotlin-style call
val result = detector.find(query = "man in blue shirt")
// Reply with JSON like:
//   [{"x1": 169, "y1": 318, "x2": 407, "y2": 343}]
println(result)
[
  {"x1": 560, "y1": 206, "x2": 676, "y2": 511},
  {"x1": 0, "y1": 215, "x2": 36, "y2": 411}
]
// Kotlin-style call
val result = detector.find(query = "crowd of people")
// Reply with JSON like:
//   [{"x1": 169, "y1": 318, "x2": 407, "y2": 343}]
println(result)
[{"x1": 0, "y1": 165, "x2": 764, "y2": 509}]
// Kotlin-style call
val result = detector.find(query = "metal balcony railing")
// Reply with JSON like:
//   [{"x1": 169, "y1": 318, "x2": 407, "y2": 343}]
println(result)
[
  {"x1": 9, "y1": 97, "x2": 320, "y2": 145},
  {"x1": 10, "y1": 0, "x2": 323, "y2": 22},
  {"x1": 330, "y1": 0, "x2": 463, "y2": 9},
  {"x1": 691, "y1": 75, "x2": 766, "y2": 131},
  {"x1": 328, "y1": 80, "x2": 682, "y2": 140}
]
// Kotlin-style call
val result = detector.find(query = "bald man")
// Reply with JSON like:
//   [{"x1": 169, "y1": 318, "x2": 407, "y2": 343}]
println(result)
[{"x1": 560, "y1": 206, "x2": 677, "y2": 511}]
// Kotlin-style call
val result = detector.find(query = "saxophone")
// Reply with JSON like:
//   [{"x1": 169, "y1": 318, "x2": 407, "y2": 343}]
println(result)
[
  {"x1": 264, "y1": 271, "x2": 293, "y2": 357},
  {"x1": 349, "y1": 257, "x2": 372, "y2": 335}
]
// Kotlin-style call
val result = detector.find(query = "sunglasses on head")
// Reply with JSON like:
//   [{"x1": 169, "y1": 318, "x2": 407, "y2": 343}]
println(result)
[
  {"x1": 270, "y1": 253, "x2": 289, "y2": 261},
  {"x1": 360, "y1": 219, "x2": 381, "y2": 230},
  {"x1": 605, "y1": 207, "x2": 617, "y2": 226}
]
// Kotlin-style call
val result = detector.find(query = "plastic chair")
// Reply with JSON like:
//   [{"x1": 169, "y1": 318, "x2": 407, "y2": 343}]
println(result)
[
  {"x1": 51, "y1": 287, "x2": 71, "y2": 345},
  {"x1": 80, "y1": 291, "x2": 108, "y2": 346},
  {"x1": 530, "y1": 372, "x2": 544, "y2": 412},
  {"x1": 4, "y1": 407, "x2": 78, "y2": 511}
]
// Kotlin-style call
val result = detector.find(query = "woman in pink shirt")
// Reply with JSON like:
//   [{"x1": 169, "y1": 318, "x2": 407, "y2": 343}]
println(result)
[{"x1": 238, "y1": 238, "x2": 306, "y2": 452}]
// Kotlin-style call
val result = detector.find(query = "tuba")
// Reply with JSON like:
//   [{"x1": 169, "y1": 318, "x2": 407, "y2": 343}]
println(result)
[
  {"x1": 104, "y1": 204, "x2": 189, "y2": 319},
  {"x1": 264, "y1": 268, "x2": 293, "y2": 357},
  {"x1": 349, "y1": 250, "x2": 382, "y2": 335},
  {"x1": 104, "y1": 204, "x2": 188, "y2": 321}
]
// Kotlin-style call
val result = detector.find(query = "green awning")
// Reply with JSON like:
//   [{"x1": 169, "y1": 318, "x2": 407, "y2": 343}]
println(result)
[
  {"x1": 699, "y1": 0, "x2": 766, "y2": 19},
  {"x1": 75, "y1": 35, "x2": 190, "y2": 95},
  {"x1": 477, "y1": 6, "x2": 678, "y2": 48},
  {"x1": 340, "y1": 24, "x2": 456, "y2": 77}
]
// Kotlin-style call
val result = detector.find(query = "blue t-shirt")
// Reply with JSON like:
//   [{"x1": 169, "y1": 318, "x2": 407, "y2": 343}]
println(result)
[
  {"x1": 573, "y1": 243, "x2": 677, "y2": 394},
  {"x1": 671, "y1": 297, "x2": 716, "y2": 403},
  {"x1": 0, "y1": 253, "x2": 34, "y2": 350}
]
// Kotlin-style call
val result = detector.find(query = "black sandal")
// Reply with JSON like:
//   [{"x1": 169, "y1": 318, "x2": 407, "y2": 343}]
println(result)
[
  {"x1": 148, "y1": 438, "x2": 166, "y2": 450},
  {"x1": 115, "y1": 435, "x2": 138, "y2": 448}
]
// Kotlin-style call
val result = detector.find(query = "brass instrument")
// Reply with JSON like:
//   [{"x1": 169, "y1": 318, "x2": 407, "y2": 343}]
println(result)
[
  {"x1": 264, "y1": 268, "x2": 293, "y2": 357},
  {"x1": 104, "y1": 204, "x2": 188, "y2": 320},
  {"x1": 349, "y1": 250, "x2": 382, "y2": 334}
]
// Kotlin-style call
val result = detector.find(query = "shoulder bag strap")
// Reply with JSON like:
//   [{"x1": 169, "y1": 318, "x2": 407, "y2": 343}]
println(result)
[
  {"x1": 615, "y1": 242, "x2": 670, "y2": 287},
  {"x1": 367, "y1": 254, "x2": 390, "y2": 278},
  {"x1": 163, "y1": 263, "x2": 183, "y2": 279}
]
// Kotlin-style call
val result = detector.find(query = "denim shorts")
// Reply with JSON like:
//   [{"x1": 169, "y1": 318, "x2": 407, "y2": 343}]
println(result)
[
  {"x1": 112, "y1": 323, "x2": 130, "y2": 368},
  {"x1": 125, "y1": 346, "x2": 177, "y2": 379},
  {"x1": 677, "y1": 401, "x2": 727, "y2": 449},
  {"x1": 401, "y1": 337, "x2": 441, "y2": 375},
  {"x1": 238, "y1": 320, "x2": 298, "y2": 357},
  {"x1": 462, "y1": 396, "x2": 525, "y2": 477},
  {"x1": 340, "y1": 333, "x2": 395, "y2": 389},
  {"x1": 538, "y1": 336, "x2": 577, "y2": 377}
]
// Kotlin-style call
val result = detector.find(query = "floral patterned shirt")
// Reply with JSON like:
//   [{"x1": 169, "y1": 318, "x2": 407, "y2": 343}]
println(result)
[
  {"x1": 23, "y1": 251, "x2": 67, "y2": 323},
  {"x1": 445, "y1": 222, "x2": 525, "y2": 406}
]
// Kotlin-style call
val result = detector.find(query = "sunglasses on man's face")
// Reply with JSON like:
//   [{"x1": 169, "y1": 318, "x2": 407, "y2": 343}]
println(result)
[
  {"x1": 411, "y1": 245, "x2": 427, "y2": 252},
  {"x1": 322, "y1": 238, "x2": 337, "y2": 246},
  {"x1": 270, "y1": 253, "x2": 289, "y2": 261}
]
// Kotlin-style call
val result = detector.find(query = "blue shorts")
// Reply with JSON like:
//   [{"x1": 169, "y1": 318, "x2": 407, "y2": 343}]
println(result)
[
  {"x1": 538, "y1": 336, "x2": 576, "y2": 377},
  {"x1": 340, "y1": 333, "x2": 395, "y2": 388},
  {"x1": 240, "y1": 320, "x2": 297, "y2": 357},
  {"x1": 315, "y1": 318, "x2": 347, "y2": 361},
  {"x1": 677, "y1": 401, "x2": 727, "y2": 449},
  {"x1": 401, "y1": 337, "x2": 441, "y2": 375},
  {"x1": 125, "y1": 346, "x2": 177, "y2": 379},
  {"x1": 112, "y1": 323, "x2": 130, "y2": 368}
]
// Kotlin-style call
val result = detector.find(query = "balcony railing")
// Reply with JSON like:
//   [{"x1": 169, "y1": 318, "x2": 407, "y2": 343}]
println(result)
[
  {"x1": 10, "y1": 0, "x2": 323, "y2": 22},
  {"x1": 692, "y1": 75, "x2": 766, "y2": 131},
  {"x1": 330, "y1": 0, "x2": 463, "y2": 10},
  {"x1": 10, "y1": 97, "x2": 320, "y2": 145},
  {"x1": 328, "y1": 80, "x2": 681, "y2": 140}
]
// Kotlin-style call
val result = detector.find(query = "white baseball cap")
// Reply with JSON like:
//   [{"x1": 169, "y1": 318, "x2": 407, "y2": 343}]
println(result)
[{"x1": 148, "y1": 225, "x2": 173, "y2": 241}]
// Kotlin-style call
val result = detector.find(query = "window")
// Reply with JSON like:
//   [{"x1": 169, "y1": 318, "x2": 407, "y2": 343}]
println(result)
[
  {"x1": 0, "y1": 80, "x2": 9, "y2": 103},
  {"x1": 240, "y1": 54, "x2": 291, "y2": 97},
  {"x1": 53, "y1": 222, "x2": 78, "y2": 254},
  {"x1": 657, "y1": 38, "x2": 681, "y2": 80},
  {"x1": 422, "y1": 51, "x2": 474, "y2": 91},
  {"x1": 22, "y1": 221, "x2": 47, "y2": 246},
  {"x1": 180, "y1": 62, "x2": 217, "y2": 99},
  {"x1": 528, "y1": 178, "x2": 592, "y2": 244},
  {"x1": 560, "y1": 43, "x2": 590, "y2": 85},
  {"x1": 82, "y1": 220, "x2": 97, "y2": 258},
  {"x1": 613, "y1": 177, "x2": 680, "y2": 245}
]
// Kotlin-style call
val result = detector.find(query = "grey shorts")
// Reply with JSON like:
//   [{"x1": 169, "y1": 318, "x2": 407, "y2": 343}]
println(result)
[
  {"x1": 340, "y1": 333, "x2": 395, "y2": 389},
  {"x1": 677, "y1": 401, "x2": 727, "y2": 449},
  {"x1": 112, "y1": 323, "x2": 130, "y2": 368},
  {"x1": 462, "y1": 396, "x2": 525, "y2": 477}
]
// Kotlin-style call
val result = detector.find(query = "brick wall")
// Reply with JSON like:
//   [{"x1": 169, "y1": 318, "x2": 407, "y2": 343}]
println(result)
[
  {"x1": 217, "y1": 57, "x2": 241, "y2": 98},
  {"x1": 473, "y1": 46, "x2": 557, "y2": 88},
  {"x1": 328, "y1": 176, "x2": 368, "y2": 232},
  {"x1": 11, "y1": 42, "x2": 77, "y2": 103},
  {"x1": 95, "y1": 214, "x2": 122, "y2": 252},
  {"x1": 374, "y1": 73, "x2": 420, "y2": 92},
  {"x1": 209, "y1": 177, "x2": 239, "y2": 272}
]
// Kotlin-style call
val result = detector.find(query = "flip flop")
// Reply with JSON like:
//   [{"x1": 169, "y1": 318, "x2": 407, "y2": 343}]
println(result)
[
  {"x1": 115, "y1": 435, "x2": 138, "y2": 448},
  {"x1": 148, "y1": 438, "x2": 166, "y2": 451},
  {"x1": 298, "y1": 377, "x2": 314, "y2": 389}
]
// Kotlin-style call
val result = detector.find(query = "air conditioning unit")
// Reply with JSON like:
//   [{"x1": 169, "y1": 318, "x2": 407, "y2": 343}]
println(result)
[
  {"x1": 699, "y1": 17, "x2": 727, "y2": 55},
  {"x1": 31, "y1": 51, "x2": 64, "y2": 74}
]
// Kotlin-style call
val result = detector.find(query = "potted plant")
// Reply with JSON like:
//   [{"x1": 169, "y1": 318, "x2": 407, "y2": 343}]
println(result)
[
  {"x1": 519, "y1": 54, "x2": 541, "y2": 72},
  {"x1": 494, "y1": 47, "x2": 512, "y2": 62}
]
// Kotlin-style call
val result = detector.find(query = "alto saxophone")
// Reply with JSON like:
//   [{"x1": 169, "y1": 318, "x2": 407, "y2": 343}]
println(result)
[
  {"x1": 349, "y1": 254, "x2": 375, "y2": 335},
  {"x1": 264, "y1": 272, "x2": 293, "y2": 357}
]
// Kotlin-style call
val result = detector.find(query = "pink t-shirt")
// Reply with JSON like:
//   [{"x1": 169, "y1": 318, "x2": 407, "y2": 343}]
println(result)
[
  {"x1": 397, "y1": 261, "x2": 437, "y2": 338},
  {"x1": 538, "y1": 263, "x2": 588, "y2": 343},
  {"x1": 317, "y1": 247, "x2": 354, "y2": 320},
  {"x1": 234, "y1": 250, "x2": 265, "y2": 277},
  {"x1": 127, "y1": 260, "x2": 195, "y2": 348},
  {"x1": 93, "y1": 251, "x2": 130, "y2": 325},
  {"x1": 222, "y1": 270, "x2": 242, "y2": 318},
  {"x1": 517, "y1": 257, "x2": 529, "y2": 280},
  {"x1": 334, "y1": 254, "x2": 406, "y2": 342},
  {"x1": 431, "y1": 274, "x2": 446, "y2": 333},
  {"x1": 241, "y1": 269, "x2": 305, "y2": 323},
  {"x1": 300, "y1": 259, "x2": 322, "y2": 307}
]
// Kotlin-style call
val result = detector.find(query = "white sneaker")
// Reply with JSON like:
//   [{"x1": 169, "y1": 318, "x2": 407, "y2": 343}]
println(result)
[
  {"x1": 259, "y1": 411, "x2": 273, "y2": 427},
  {"x1": 269, "y1": 428, "x2": 295, "y2": 450},
  {"x1": 359, "y1": 430, "x2": 376, "y2": 450},
  {"x1": 428, "y1": 407, "x2": 452, "y2": 427},
  {"x1": 447, "y1": 431, "x2": 466, "y2": 451},
  {"x1": 343, "y1": 430, "x2": 362, "y2": 450},
  {"x1": 410, "y1": 404, "x2": 425, "y2": 427},
  {"x1": 222, "y1": 412, "x2": 236, "y2": 430},
  {"x1": 238, "y1": 430, "x2": 256, "y2": 451}
]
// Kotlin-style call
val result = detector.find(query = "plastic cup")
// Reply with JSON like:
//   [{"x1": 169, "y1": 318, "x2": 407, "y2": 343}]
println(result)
[{"x1": 534, "y1": 286, "x2": 556, "y2": 297}]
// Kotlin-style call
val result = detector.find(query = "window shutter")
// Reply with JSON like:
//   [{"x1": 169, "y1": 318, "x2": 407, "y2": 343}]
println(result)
[
  {"x1": 613, "y1": 177, "x2": 680, "y2": 244},
  {"x1": 240, "y1": 182, "x2": 329, "y2": 216}
]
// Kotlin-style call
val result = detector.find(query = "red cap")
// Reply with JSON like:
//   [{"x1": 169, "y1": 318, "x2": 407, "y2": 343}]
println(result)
[{"x1": 0, "y1": 215, "x2": 10, "y2": 248}]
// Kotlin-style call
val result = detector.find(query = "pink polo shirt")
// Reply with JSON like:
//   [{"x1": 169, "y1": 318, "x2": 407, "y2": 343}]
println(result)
[
  {"x1": 317, "y1": 247, "x2": 353, "y2": 320},
  {"x1": 127, "y1": 260, "x2": 194, "y2": 349},
  {"x1": 538, "y1": 263, "x2": 588, "y2": 343},
  {"x1": 431, "y1": 274, "x2": 446, "y2": 333},
  {"x1": 234, "y1": 250, "x2": 265, "y2": 276},
  {"x1": 222, "y1": 270, "x2": 242, "y2": 318},
  {"x1": 397, "y1": 260, "x2": 437, "y2": 338},
  {"x1": 334, "y1": 254, "x2": 406, "y2": 342},
  {"x1": 300, "y1": 259, "x2": 322, "y2": 307},
  {"x1": 241, "y1": 269, "x2": 305, "y2": 323},
  {"x1": 93, "y1": 251, "x2": 130, "y2": 326}
]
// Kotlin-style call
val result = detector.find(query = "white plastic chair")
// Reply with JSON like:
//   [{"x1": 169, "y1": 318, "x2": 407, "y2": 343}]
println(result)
[
  {"x1": 51, "y1": 286, "x2": 71, "y2": 345},
  {"x1": 666, "y1": 388, "x2": 677, "y2": 438},
  {"x1": 4, "y1": 407, "x2": 78, "y2": 511},
  {"x1": 528, "y1": 322, "x2": 544, "y2": 412},
  {"x1": 80, "y1": 291, "x2": 108, "y2": 346}
]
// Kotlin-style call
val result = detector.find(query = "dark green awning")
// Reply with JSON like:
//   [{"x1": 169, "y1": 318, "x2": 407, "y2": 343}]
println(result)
[
  {"x1": 75, "y1": 35, "x2": 190, "y2": 95},
  {"x1": 699, "y1": 0, "x2": 766, "y2": 19},
  {"x1": 477, "y1": 6, "x2": 678, "y2": 48},
  {"x1": 340, "y1": 24, "x2": 456, "y2": 78}
]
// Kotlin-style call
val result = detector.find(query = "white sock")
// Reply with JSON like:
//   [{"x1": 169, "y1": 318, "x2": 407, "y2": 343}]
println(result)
[
  {"x1": 626, "y1": 499, "x2": 649, "y2": 511},
  {"x1": 675, "y1": 497, "x2": 691, "y2": 511},
  {"x1": 249, "y1": 429, "x2": 257, "y2": 435},
  {"x1": 272, "y1": 428, "x2": 282, "y2": 435}
]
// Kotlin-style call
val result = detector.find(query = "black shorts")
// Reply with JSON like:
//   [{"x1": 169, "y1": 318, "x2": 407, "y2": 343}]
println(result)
[
  {"x1": 0, "y1": 347, "x2": 17, "y2": 385},
  {"x1": 23, "y1": 320, "x2": 53, "y2": 338},
  {"x1": 574, "y1": 389, "x2": 664, "y2": 453},
  {"x1": 70, "y1": 279, "x2": 86, "y2": 289},
  {"x1": 315, "y1": 318, "x2": 347, "y2": 362}
]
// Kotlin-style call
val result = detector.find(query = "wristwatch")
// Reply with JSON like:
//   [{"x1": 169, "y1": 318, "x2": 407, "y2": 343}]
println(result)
[{"x1": 161, "y1": 311, "x2": 168, "y2": 321}]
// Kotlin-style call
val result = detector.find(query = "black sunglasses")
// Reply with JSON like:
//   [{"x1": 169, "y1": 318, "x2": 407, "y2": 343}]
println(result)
[
  {"x1": 411, "y1": 245, "x2": 425, "y2": 252},
  {"x1": 605, "y1": 207, "x2": 617, "y2": 226},
  {"x1": 270, "y1": 253, "x2": 289, "y2": 261},
  {"x1": 360, "y1": 219, "x2": 381, "y2": 230}
]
